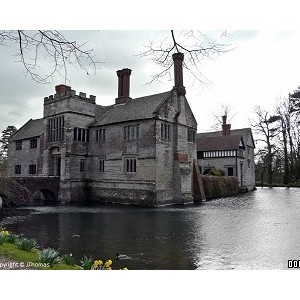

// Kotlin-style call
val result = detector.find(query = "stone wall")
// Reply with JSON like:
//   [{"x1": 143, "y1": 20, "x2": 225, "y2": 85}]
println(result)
[
  {"x1": 89, "y1": 181, "x2": 157, "y2": 206},
  {"x1": 0, "y1": 177, "x2": 31, "y2": 205},
  {"x1": 243, "y1": 145, "x2": 256, "y2": 191},
  {"x1": 7, "y1": 137, "x2": 42, "y2": 177}
]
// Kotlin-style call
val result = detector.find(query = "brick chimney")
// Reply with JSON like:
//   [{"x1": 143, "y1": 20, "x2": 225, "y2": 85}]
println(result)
[
  {"x1": 172, "y1": 52, "x2": 186, "y2": 96},
  {"x1": 222, "y1": 115, "x2": 231, "y2": 136},
  {"x1": 55, "y1": 84, "x2": 71, "y2": 95},
  {"x1": 115, "y1": 68, "x2": 132, "y2": 104}
]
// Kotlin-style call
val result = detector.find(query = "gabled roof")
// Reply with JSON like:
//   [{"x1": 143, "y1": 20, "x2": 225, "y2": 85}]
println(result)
[
  {"x1": 197, "y1": 127, "x2": 255, "y2": 148},
  {"x1": 9, "y1": 118, "x2": 44, "y2": 141},
  {"x1": 196, "y1": 135, "x2": 244, "y2": 151},
  {"x1": 91, "y1": 91, "x2": 172, "y2": 126}
]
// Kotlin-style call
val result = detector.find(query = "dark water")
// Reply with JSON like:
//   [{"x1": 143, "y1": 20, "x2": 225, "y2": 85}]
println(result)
[{"x1": 1, "y1": 187, "x2": 300, "y2": 270}]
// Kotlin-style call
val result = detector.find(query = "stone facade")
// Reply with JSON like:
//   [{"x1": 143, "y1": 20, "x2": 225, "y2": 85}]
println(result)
[{"x1": 7, "y1": 53, "x2": 197, "y2": 206}]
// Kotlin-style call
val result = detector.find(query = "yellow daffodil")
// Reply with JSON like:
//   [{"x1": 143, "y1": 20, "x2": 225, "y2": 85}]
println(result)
[
  {"x1": 1, "y1": 230, "x2": 9, "y2": 236},
  {"x1": 104, "y1": 259, "x2": 112, "y2": 268},
  {"x1": 93, "y1": 259, "x2": 104, "y2": 269}
]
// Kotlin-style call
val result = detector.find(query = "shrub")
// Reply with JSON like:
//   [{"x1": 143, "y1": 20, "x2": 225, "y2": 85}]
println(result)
[
  {"x1": 16, "y1": 238, "x2": 37, "y2": 251},
  {"x1": 40, "y1": 248, "x2": 61, "y2": 267},
  {"x1": 5, "y1": 233, "x2": 19, "y2": 244},
  {"x1": 201, "y1": 175, "x2": 239, "y2": 199},
  {"x1": 0, "y1": 233, "x2": 7, "y2": 245},
  {"x1": 0, "y1": 229, "x2": 11, "y2": 245},
  {"x1": 80, "y1": 255, "x2": 94, "y2": 270},
  {"x1": 63, "y1": 253, "x2": 76, "y2": 266},
  {"x1": 208, "y1": 167, "x2": 225, "y2": 177}
]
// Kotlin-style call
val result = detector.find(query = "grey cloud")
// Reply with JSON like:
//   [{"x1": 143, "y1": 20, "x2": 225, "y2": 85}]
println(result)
[{"x1": 0, "y1": 31, "x2": 170, "y2": 132}]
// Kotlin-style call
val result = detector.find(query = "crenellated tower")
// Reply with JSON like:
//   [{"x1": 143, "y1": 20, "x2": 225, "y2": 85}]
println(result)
[{"x1": 43, "y1": 84, "x2": 96, "y2": 202}]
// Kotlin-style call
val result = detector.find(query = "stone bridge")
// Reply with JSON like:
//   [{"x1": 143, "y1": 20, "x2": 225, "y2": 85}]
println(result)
[{"x1": 0, "y1": 176, "x2": 60, "y2": 205}]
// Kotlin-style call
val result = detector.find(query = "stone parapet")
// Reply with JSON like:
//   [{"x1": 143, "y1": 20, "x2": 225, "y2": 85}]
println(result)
[{"x1": 44, "y1": 90, "x2": 96, "y2": 104}]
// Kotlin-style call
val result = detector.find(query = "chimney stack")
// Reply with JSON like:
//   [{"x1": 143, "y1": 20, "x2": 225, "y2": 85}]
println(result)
[
  {"x1": 172, "y1": 52, "x2": 186, "y2": 96},
  {"x1": 222, "y1": 115, "x2": 231, "y2": 136},
  {"x1": 55, "y1": 84, "x2": 71, "y2": 95},
  {"x1": 115, "y1": 68, "x2": 132, "y2": 104}
]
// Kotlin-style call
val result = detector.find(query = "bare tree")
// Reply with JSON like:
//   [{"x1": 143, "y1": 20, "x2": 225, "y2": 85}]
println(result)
[
  {"x1": 139, "y1": 30, "x2": 232, "y2": 84},
  {"x1": 276, "y1": 97, "x2": 291, "y2": 184},
  {"x1": 251, "y1": 106, "x2": 281, "y2": 186},
  {"x1": 211, "y1": 104, "x2": 237, "y2": 130},
  {"x1": 0, "y1": 30, "x2": 100, "y2": 83}
]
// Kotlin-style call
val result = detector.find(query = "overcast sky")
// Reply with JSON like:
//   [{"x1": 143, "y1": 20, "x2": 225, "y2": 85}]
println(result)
[
  {"x1": 2, "y1": 0, "x2": 300, "y2": 294},
  {"x1": 1, "y1": 29, "x2": 300, "y2": 138}
]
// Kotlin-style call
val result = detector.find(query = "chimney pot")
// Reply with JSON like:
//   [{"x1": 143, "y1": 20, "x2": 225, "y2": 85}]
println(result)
[
  {"x1": 55, "y1": 84, "x2": 71, "y2": 95},
  {"x1": 222, "y1": 115, "x2": 227, "y2": 125},
  {"x1": 222, "y1": 115, "x2": 231, "y2": 136}
]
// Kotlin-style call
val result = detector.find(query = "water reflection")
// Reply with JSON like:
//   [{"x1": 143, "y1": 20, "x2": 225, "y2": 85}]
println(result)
[{"x1": 1, "y1": 187, "x2": 300, "y2": 270}]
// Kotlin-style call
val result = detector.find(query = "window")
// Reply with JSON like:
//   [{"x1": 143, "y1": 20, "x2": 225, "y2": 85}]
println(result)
[
  {"x1": 239, "y1": 149, "x2": 244, "y2": 158},
  {"x1": 187, "y1": 128, "x2": 196, "y2": 142},
  {"x1": 16, "y1": 140, "x2": 22, "y2": 150},
  {"x1": 124, "y1": 124, "x2": 140, "y2": 140},
  {"x1": 197, "y1": 151, "x2": 203, "y2": 159},
  {"x1": 15, "y1": 165, "x2": 21, "y2": 175},
  {"x1": 161, "y1": 123, "x2": 170, "y2": 140},
  {"x1": 125, "y1": 158, "x2": 137, "y2": 173},
  {"x1": 99, "y1": 159, "x2": 105, "y2": 172},
  {"x1": 247, "y1": 159, "x2": 251, "y2": 168},
  {"x1": 30, "y1": 139, "x2": 37, "y2": 149},
  {"x1": 47, "y1": 115, "x2": 65, "y2": 142},
  {"x1": 228, "y1": 167, "x2": 234, "y2": 176},
  {"x1": 96, "y1": 129, "x2": 106, "y2": 142},
  {"x1": 29, "y1": 164, "x2": 37, "y2": 175},
  {"x1": 80, "y1": 160, "x2": 85, "y2": 172},
  {"x1": 74, "y1": 127, "x2": 89, "y2": 142}
]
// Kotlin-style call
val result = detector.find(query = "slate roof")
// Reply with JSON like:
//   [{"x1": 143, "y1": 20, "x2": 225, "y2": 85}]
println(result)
[
  {"x1": 196, "y1": 135, "x2": 244, "y2": 151},
  {"x1": 10, "y1": 118, "x2": 44, "y2": 141},
  {"x1": 197, "y1": 128, "x2": 255, "y2": 148},
  {"x1": 91, "y1": 91, "x2": 172, "y2": 126}
]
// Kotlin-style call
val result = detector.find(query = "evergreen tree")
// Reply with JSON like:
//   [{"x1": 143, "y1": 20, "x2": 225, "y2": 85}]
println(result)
[{"x1": 0, "y1": 125, "x2": 17, "y2": 159}]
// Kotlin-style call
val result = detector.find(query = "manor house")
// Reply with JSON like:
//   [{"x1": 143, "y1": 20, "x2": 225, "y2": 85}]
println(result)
[
  {"x1": 196, "y1": 115, "x2": 256, "y2": 191},
  {"x1": 7, "y1": 53, "x2": 197, "y2": 206}
]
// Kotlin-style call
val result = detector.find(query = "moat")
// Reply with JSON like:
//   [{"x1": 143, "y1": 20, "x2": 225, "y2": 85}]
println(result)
[{"x1": 1, "y1": 187, "x2": 300, "y2": 270}]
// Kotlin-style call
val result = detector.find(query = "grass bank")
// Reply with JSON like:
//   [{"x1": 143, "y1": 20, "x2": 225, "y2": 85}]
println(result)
[
  {"x1": 0, "y1": 242, "x2": 80, "y2": 270},
  {"x1": 0, "y1": 227, "x2": 127, "y2": 270}
]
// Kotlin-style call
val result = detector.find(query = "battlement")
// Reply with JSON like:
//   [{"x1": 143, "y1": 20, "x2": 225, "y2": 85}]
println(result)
[{"x1": 44, "y1": 85, "x2": 96, "y2": 105}]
